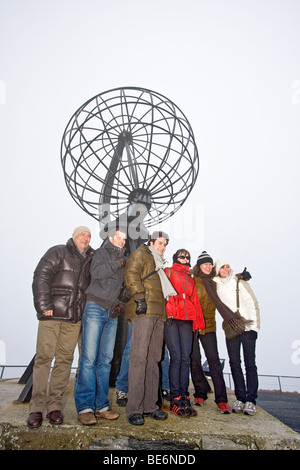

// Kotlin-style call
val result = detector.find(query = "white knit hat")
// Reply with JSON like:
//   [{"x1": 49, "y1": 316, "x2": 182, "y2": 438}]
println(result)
[
  {"x1": 72, "y1": 226, "x2": 91, "y2": 240},
  {"x1": 214, "y1": 259, "x2": 230, "y2": 276}
]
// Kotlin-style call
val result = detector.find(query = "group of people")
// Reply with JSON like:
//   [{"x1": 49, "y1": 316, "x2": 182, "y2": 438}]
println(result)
[{"x1": 27, "y1": 225, "x2": 260, "y2": 430}]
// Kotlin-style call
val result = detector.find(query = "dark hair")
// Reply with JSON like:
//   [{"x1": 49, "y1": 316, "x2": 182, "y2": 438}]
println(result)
[
  {"x1": 192, "y1": 264, "x2": 216, "y2": 278},
  {"x1": 148, "y1": 231, "x2": 169, "y2": 245},
  {"x1": 172, "y1": 249, "x2": 190, "y2": 264},
  {"x1": 105, "y1": 221, "x2": 127, "y2": 239}
]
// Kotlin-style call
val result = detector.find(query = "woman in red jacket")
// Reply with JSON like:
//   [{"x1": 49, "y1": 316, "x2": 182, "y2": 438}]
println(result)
[{"x1": 164, "y1": 249, "x2": 205, "y2": 417}]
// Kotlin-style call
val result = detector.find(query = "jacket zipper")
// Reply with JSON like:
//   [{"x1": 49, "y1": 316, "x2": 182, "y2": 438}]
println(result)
[{"x1": 176, "y1": 271, "x2": 188, "y2": 320}]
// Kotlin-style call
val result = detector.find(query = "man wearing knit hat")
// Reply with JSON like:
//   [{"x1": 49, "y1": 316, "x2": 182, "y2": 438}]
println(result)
[
  {"x1": 72, "y1": 226, "x2": 92, "y2": 253},
  {"x1": 27, "y1": 226, "x2": 94, "y2": 429}
]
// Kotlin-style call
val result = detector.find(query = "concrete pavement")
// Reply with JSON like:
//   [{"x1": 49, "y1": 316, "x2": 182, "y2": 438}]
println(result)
[{"x1": 1, "y1": 374, "x2": 300, "y2": 451}]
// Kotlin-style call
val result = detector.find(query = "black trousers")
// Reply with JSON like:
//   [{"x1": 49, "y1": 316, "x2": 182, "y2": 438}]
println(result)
[
  {"x1": 190, "y1": 331, "x2": 228, "y2": 404},
  {"x1": 226, "y1": 330, "x2": 258, "y2": 404}
]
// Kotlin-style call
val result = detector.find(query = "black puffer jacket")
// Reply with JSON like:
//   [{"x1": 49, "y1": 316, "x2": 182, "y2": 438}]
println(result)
[{"x1": 32, "y1": 238, "x2": 95, "y2": 323}]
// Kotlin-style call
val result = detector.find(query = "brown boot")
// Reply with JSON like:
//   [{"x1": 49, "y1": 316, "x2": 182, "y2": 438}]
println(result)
[
  {"x1": 78, "y1": 412, "x2": 97, "y2": 425},
  {"x1": 95, "y1": 409, "x2": 119, "y2": 420}
]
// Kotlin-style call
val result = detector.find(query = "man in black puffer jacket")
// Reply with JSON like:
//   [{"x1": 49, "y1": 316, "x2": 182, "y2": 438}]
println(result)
[{"x1": 27, "y1": 226, "x2": 94, "y2": 429}]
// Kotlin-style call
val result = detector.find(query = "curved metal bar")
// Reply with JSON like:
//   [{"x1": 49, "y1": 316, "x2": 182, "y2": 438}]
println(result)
[{"x1": 60, "y1": 87, "x2": 199, "y2": 228}]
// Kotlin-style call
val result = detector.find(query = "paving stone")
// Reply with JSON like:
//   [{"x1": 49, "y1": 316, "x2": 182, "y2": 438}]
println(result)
[{"x1": 201, "y1": 436, "x2": 249, "y2": 450}]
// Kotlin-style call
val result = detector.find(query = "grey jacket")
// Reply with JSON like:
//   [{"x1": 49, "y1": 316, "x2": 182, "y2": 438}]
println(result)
[{"x1": 85, "y1": 239, "x2": 127, "y2": 311}]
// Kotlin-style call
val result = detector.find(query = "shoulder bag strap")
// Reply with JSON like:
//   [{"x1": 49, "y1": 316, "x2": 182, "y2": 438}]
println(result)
[
  {"x1": 141, "y1": 270, "x2": 156, "y2": 282},
  {"x1": 236, "y1": 278, "x2": 240, "y2": 313}
]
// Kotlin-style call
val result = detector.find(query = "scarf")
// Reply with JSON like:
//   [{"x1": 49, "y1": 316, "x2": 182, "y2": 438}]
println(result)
[
  {"x1": 148, "y1": 246, "x2": 177, "y2": 300},
  {"x1": 197, "y1": 270, "x2": 251, "y2": 335}
]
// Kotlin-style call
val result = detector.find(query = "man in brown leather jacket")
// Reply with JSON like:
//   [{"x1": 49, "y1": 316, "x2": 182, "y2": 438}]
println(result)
[
  {"x1": 124, "y1": 231, "x2": 169, "y2": 425},
  {"x1": 27, "y1": 226, "x2": 94, "y2": 429}
]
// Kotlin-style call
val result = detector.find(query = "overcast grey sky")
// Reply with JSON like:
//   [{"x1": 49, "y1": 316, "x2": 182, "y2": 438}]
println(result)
[{"x1": 0, "y1": 0, "x2": 299, "y2": 386}]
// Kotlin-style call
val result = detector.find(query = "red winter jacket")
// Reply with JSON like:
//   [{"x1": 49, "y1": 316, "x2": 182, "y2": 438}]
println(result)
[{"x1": 164, "y1": 263, "x2": 205, "y2": 331}]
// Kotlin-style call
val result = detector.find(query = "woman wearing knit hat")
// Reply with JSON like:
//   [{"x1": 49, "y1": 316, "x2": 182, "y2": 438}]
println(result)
[
  {"x1": 214, "y1": 260, "x2": 260, "y2": 416},
  {"x1": 190, "y1": 251, "x2": 231, "y2": 414}
]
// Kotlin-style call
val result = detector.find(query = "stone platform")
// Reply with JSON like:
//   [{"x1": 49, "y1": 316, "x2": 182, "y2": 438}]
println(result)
[{"x1": 1, "y1": 374, "x2": 300, "y2": 451}]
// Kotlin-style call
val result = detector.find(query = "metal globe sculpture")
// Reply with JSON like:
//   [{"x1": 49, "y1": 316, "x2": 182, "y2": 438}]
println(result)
[
  {"x1": 61, "y1": 87, "x2": 199, "y2": 239},
  {"x1": 17, "y1": 88, "x2": 200, "y2": 401}
]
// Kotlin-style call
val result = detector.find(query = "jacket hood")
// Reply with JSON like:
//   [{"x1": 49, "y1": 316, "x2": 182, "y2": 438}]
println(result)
[
  {"x1": 214, "y1": 269, "x2": 235, "y2": 284},
  {"x1": 214, "y1": 258, "x2": 229, "y2": 276}
]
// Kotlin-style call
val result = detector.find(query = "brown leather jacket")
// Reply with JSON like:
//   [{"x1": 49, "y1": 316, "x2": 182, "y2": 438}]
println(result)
[{"x1": 124, "y1": 244, "x2": 166, "y2": 321}]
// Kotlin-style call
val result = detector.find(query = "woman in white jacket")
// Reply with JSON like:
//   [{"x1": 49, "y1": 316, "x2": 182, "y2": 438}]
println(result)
[{"x1": 214, "y1": 260, "x2": 260, "y2": 416}]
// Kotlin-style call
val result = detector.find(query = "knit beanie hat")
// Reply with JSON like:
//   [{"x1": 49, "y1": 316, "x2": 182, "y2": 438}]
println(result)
[
  {"x1": 214, "y1": 259, "x2": 229, "y2": 276},
  {"x1": 72, "y1": 226, "x2": 91, "y2": 240},
  {"x1": 197, "y1": 251, "x2": 213, "y2": 266}
]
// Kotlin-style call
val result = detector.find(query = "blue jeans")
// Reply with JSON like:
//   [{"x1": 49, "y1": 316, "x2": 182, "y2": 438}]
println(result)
[
  {"x1": 115, "y1": 323, "x2": 132, "y2": 393},
  {"x1": 161, "y1": 344, "x2": 170, "y2": 391},
  {"x1": 226, "y1": 330, "x2": 258, "y2": 404},
  {"x1": 74, "y1": 301, "x2": 118, "y2": 413},
  {"x1": 164, "y1": 319, "x2": 193, "y2": 401}
]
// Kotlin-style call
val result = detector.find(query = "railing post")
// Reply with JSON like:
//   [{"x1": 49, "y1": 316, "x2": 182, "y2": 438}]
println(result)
[{"x1": 278, "y1": 376, "x2": 282, "y2": 393}]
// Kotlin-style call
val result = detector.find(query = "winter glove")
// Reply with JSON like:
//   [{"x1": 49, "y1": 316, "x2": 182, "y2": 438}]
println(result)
[
  {"x1": 135, "y1": 298, "x2": 147, "y2": 315},
  {"x1": 110, "y1": 304, "x2": 124, "y2": 318},
  {"x1": 236, "y1": 267, "x2": 252, "y2": 281}
]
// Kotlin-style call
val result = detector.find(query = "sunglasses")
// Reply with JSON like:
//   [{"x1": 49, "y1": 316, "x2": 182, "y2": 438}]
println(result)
[{"x1": 178, "y1": 255, "x2": 191, "y2": 260}]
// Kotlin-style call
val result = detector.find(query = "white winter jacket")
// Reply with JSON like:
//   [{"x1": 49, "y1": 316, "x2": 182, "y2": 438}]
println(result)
[{"x1": 213, "y1": 270, "x2": 260, "y2": 333}]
